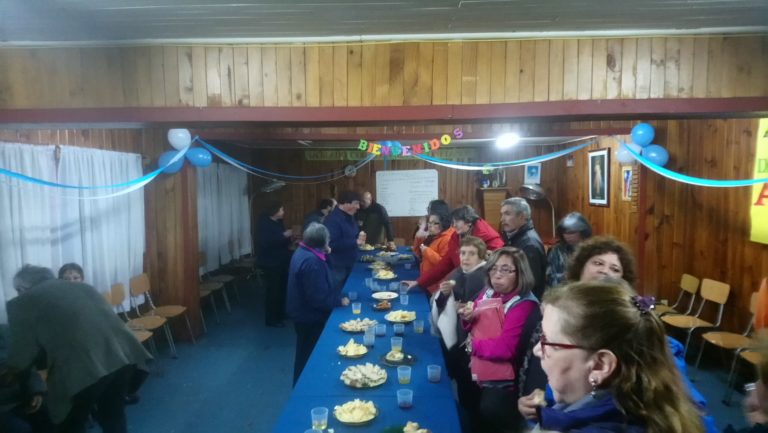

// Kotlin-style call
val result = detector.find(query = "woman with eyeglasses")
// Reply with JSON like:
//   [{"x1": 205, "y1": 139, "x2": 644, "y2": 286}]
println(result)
[
  {"x1": 459, "y1": 247, "x2": 538, "y2": 433},
  {"x1": 518, "y1": 236, "x2": 718, "y2": 433},
  {"x1": 527, "y1": 280, "x2": 703, "y2": 433},
  {"x1": 412, "y1": 208, "x2": 454, "y2": 294}
]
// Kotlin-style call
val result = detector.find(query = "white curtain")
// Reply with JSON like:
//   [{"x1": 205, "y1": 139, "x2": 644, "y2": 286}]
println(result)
[
  {"x1": 0, "y1": 143, "x2": 58, "y2": 323},
  {"x1": 56, "y1": 146, "x2": 145, "y2": 309},
  {"x1": 0, "y1": 142, "x2": 145, "y2": 321},
  {"x1": 197, "y1": 163, "x2": 252, "y2": 274}
]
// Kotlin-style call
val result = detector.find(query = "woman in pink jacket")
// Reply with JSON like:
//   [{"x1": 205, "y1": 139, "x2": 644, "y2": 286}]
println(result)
[{"x1": 459, "y1": 247, "x2": 538, "y2": 433}]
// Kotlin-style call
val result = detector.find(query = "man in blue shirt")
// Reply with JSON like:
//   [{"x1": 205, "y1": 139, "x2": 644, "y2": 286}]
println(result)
[{"x1": 323, "y1": 190, "x2": 366, "y2": 291}]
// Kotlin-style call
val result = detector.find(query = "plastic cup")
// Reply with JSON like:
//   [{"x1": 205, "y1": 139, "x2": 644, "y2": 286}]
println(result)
[
  {"x1": 397, "y1": 389, "x2": 413, "y2": 408},
  {"x1": 427, "y1": 364, "x2": 441, "y2": 382},
  {"x1": 389, "y1": 282, "x2": 399, "y2": 291},
  {"x1": 413, "y1": 319, "x2": 424, "y2": 334},
  {"x1": 400, "y1": 294, "x2": 409, "y2": 306},
  {"x1": 304, "y1": 430, "x2": 322, "y2": 433},
  {"x1": 363, "y1": 332, "x2": 375, "y2": 347},
  {"x1": 375, "y1": 323, "x2": 386, "y2": 336},
  {"x1": 348, "y1": 291, "x2": 358, "y2": 301},
  {"x1": 404, "y1": 263, "x2": 412, "y2": 270},
  {"x1": 365, "y1": 278, "x2": 373, "y2": 289},
  {"x1": 394, "y1": 323, "x2": 405, "y2": 335},
  {"x1": 399, "y1": 282, "x2": 409, "y2": 295},
  {"x1": 310, "y1": 407, "x2": 328, "y2": 430},
  {"x1": 391, "y1": 336, "x2": 403, "y2": 352},
  {"x1": 397, "y1": 366, "x2": 412, "y2": 384},
  {"x1": 352, "y1": 302, "x2": 361, "y2": 314}
]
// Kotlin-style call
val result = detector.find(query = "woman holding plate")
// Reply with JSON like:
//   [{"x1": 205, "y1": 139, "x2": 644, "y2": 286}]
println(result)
[{"x1": 286, "y1": 223, "x2": 349, "y2": 385}]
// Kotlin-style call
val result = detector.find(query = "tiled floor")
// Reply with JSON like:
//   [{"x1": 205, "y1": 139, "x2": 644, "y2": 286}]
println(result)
[{"x1": 125, "y1": 279, "x2": 749, "y2": 433}]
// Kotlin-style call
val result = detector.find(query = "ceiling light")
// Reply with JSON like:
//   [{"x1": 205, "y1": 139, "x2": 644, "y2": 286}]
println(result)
[{"x1": 495, "y1": 132, "x2": 521, "y2": 149}]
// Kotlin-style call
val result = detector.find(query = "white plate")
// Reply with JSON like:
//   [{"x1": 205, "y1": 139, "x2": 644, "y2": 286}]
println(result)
[{"x1": 372, "y1": 292, "x2": 398, "y2": 300}]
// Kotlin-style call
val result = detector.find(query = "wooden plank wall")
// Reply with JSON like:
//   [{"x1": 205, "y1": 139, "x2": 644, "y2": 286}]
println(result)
[
  {"x1": 0, "y1": 36, "x2": 766, "y2": 109},
  {"x1": 551, "y1": 119, "x2": 768, "y2": 332},
  {"x1": 0, "y1": 128, "x2": 202, "y2": 336}
]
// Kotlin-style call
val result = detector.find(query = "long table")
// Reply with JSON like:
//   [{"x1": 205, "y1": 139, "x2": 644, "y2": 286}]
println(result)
[{"x1": 272, "y1": 249, "x2": 462, "y2": 433}]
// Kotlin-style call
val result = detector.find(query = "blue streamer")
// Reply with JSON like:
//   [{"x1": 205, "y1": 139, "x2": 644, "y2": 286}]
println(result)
[
  {"x1": 624, "y1": 143, "x2": 768, "y2": 188},
  {"x1": 414, "y1": 140, "x2": 592, "y2": 170},
  {"x1": 0, "y1": 146, "x2": 188, "y2": 190},
  {"x1": 197, "y1": 138, "x2": 371, "y2": 179}
]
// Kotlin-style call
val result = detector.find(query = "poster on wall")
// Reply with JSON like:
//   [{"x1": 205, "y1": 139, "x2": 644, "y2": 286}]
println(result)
[
  {"x1": 588, "y1": 149, "x2": 609, "y2": 207},
  {"x1": 750, "y1": 118, "x2": 768, "y2": 244},
  {"x1": 376, "y1": 170, "x2": 438, "y2": 217},
  {"x1": 621, "y1": 166, "x2": 633, "y2": 201}
]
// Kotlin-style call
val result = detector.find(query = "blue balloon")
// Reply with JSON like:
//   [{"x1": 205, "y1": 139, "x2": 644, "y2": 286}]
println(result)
[
  {"x1": 642, "y1": 144, "x2": 669, "y2": 167},
  {"x1": 631, "y1": 123, "x2": 655, "y2": 147},
  {"x1": 186, "y1": 147, "x2": 213, "y2": 167},
  {"x1": 158, "y1": 150, "x2": 184, "y2": 174},
  {"x1": 390, "y1": 141, "x2": 402, "y2": 156}
]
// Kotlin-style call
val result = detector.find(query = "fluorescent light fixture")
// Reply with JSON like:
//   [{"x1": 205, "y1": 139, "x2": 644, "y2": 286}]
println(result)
[{"x1": 495, "y1": 132, "x2": 521, "y2": 149}]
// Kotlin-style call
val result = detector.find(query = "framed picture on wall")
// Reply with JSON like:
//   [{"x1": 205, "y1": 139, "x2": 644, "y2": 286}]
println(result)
[
  {"x1": 523, "y1": 163, "x2": 541, "y2": 184},
  {"x1": 588, "y1": 149, "x2": 609, "y2": 207},
  {"x1": 621, "y1": 166, "x2": 633, "y2": 201}
]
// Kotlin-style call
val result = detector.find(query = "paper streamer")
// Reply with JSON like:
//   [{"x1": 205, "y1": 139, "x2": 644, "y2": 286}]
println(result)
[
  {"x1": 413, "y1": 140, "x2": 593, "y2": 171},
  {"x1": 624, "y1": 143, "x2": 768, "y2": 188}
]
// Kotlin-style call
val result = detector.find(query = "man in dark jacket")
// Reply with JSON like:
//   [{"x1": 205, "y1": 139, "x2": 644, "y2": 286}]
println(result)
[
  {"x1": 356, "y1": 191, "x2": 395, "y2": 249},
  {"x1": 323, "y1": 190, "x2": 366, "y2": 290},
  {"x1": 500, "y1": 198, "x2": 547, "y2": 299},
  {"x1": 286, "y1": 223, "x2": 349, "y2": 385},
  {"x1": 302, "y1": 198, "x2": 336, "y2": 232},
  {"x1": 257, "y1": 200, "x2": 294, "y2": 327}
]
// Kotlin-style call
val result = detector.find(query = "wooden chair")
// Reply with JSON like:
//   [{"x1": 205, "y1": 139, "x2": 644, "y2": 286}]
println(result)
[
  {"x1": 199, "y1": 252, "x2": 232, "y2": 312},
  {"x1": 108, "y1": 283, "x2": 161, "y2": 357},
  {"x1": 661, "y1": 278, "x2": 731, "y2": 357},
  {"x1": 199, "y1": 282, "x2": 222, "y2": 330},
  {"x1": 129, "y1": 273, "x2": 196, "y2": 353},
  {"x1": 723, "y1": 350, "x2": 762, "y2": 405},
  {"x1": 655, "y1": 273, "x2": 700, "y2": 316},
  {"x1": 694, "y1": 292, "x2": 758, "y2": 377}
]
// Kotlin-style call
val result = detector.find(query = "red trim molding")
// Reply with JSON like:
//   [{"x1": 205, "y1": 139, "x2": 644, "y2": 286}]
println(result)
[{"x1": 1, "y1": 97, "x2": 767, "y2": 124}]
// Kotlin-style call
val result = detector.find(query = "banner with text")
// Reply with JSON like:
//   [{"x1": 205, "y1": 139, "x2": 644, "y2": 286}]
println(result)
[{"x1": 751, "y1": 118, "x2": 768, "y2": 244}]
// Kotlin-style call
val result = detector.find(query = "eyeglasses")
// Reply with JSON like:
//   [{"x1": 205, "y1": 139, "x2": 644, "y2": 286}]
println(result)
[
  {"x1": 539, "y1": 333, "x2": 589, "y2": 357},
  {"x1": 428, "y1": 221, "x2": 441, "y2": 226},
  {"x1": 489, "y1": 266, "x2": 517, "y2": 276}
]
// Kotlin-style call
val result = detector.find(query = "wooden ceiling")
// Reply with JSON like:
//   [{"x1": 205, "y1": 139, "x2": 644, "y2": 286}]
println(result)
[{"x1": 2, "y1": 0, "x2": 766, "y2": 44}]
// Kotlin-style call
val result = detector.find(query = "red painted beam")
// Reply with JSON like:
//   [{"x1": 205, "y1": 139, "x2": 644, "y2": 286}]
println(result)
[{"x1": 1, "y1": 97, "x2": 767, "y2": 124}]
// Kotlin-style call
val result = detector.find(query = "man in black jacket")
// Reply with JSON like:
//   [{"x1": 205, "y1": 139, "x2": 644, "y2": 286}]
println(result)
[
  {"x1": 499, "y1": 197, "x2": 547, "y2": 299},
  {"x1": 356, "y1": 191, "x2": 396, "y2": 249}
]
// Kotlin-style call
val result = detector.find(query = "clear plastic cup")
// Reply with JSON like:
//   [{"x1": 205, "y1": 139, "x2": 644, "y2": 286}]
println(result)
[
  {"x1": 348, "y1": 291, "x2": 358, "y2": 301},
  {"x1": 404, "y1": 263, "x2": 412, "y2": 270},
  {"x1": 413, "y1": 319, "x2": 424, "y2": 334},
  {"x1": 427, "y1": 364, "x2": 441, "y2": 382},
  {"x1": 310, "y1": 407, "x2": 328, "y2": 430},
  {"x1": 394, "y1": 323, "x2": 405, "y2": 335},
  {"x1": 375, "y1": 323, "x2": 386, "y2": 336},
  {"x1": 397, "y1": 366, "x2": 412, "y2": 384},
  {"x1": 351, "y1": 302, "x2": 361, "y2": 314},
  {"x1": 389, "y1": 282, "x2": 399, "y2": 291},
  {"x1": 363, "y1": 332, "x2": 375, "y2": 347},
  {"x1": 399, "y1": 282, "x2": 409, "y2": 295},
  {"x1": 365, "y1": 278, "x2": 373, "y2": 289},
  {"x1": 400, "y1": 294, "x2": 409, "y2": 306},
  {"x1": 397, "y1": 388, "x2": 413, "y2": 408},
  {"x1": 390, "y1": 336, "x2": 403, "y2": 352}
]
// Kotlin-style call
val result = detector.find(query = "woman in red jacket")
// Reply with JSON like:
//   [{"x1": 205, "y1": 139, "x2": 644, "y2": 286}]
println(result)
[{"x1": 412, "y1": 208, "x2": 454, "y2": 294}]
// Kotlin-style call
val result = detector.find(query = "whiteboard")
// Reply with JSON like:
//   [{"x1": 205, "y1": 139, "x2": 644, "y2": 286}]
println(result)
[{"x1": 376, "y1": 170, "x2": 439, "y2": 217}]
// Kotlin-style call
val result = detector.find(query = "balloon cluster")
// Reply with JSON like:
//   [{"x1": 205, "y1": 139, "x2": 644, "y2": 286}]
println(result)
[
  {"x1": 615, "y1": 123, "x2": 670, "y2": 166},
  {"x1": 157, "y1": 129, "x2": 213, "y2": 174}
]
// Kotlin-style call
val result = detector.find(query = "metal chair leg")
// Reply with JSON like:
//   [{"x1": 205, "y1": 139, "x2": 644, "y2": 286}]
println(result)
[
  {"x1": 163, "y1": 323, "x2": 177, "y2": 358},
  {"x1": 200, "y1": 307, "x2": 208, "y2": 333},
  {"x1": 184, "y1": 313, "x2": 196, "y2": 344},
  {"x1": 723, "y1": 349, "x2": 744, "y2": 405},
  {"x1": 210, "y1": 295, "x2": 220, "y2": 323},
  {"x1": 692, "y1": 338, "x2": 708, "y2": 381},
  {"x1": 221, "y1": 287, "x2": 232, "y2": 313},
  {"x1": 683, "y1": 329, "x2": 694, "y2": 358},
  {"x1": 231, "y1": 281, "x2": 241, "y2": 303}
]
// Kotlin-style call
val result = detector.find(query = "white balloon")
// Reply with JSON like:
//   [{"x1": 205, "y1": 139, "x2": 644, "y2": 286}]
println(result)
[
  {"x1": 615, "y1": 147, "x2": 634, "y2": 164},
  {"x1": 167, "y1": 128, "x2": 191, "y2": 150}
]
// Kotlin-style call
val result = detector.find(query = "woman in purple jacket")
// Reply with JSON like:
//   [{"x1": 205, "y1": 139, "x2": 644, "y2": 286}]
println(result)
[{"x1": 459, "y1": 247, "x2": 538, "y2": 433}]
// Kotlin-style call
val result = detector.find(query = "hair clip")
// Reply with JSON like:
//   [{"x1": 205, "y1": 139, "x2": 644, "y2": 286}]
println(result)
[{"x1": 630, "y1": 295, "x2": 656, "y2": 315}]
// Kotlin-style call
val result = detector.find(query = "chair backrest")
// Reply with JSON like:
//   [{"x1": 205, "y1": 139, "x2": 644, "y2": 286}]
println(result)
[
  {"x1": 110, "y1": 283, "x2": 127, "y2": 307},
  {"x1": 129, "y1": 273, "x2": 151, "y2": 297},
  {"x1": 680, "y1": 273, "x2": 700, "y2": 294},
  {"x1": 700, "y1": 278, "x2": 730, "y2": 305}
]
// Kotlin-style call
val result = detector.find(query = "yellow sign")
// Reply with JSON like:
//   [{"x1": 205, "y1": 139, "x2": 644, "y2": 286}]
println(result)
[{"x1": 751, "y1": 118, "x2": 768, "y2": 244}]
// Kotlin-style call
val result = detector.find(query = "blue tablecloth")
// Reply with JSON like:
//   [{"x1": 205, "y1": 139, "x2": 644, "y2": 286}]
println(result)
[{"x1": 272, "y1": 248, "x2": 462, "y2": 433}]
